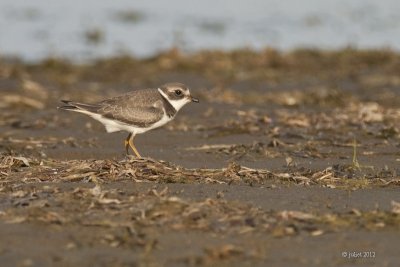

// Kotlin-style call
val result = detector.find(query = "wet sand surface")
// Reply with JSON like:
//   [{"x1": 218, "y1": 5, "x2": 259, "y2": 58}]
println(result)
[{"x1": 0, "y1": 49, "x2": 400, "y2": 266}]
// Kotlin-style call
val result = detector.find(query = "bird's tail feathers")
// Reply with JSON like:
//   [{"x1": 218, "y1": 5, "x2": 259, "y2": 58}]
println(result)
[{"x1": 58, "y1": 100, "x2": 100, "y2": 112}]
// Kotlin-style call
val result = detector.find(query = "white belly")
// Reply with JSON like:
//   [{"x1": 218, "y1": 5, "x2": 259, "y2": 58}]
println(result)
[{"x1": 76, "y1": 110, "x2": 173, "y2": 134}]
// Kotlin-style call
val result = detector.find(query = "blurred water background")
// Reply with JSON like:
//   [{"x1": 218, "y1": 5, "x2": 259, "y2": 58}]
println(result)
[{"x1": 0, "y1": 0, "x2": 399, "y2": 62}]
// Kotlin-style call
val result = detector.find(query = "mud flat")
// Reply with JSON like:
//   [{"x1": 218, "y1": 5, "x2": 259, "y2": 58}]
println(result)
[{"x1": 0, "y1": 49, "x2": 399, "y2": 266}]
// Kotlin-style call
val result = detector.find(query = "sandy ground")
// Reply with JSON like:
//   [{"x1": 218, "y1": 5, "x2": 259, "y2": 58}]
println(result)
[{"x1": 0, "y1": 49, "x2": 400, "y2": 266}]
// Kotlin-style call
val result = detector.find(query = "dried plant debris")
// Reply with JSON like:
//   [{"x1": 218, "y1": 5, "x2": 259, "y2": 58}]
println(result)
[
  {"x1": 0, "y1": 137, "x2": 98, "y2": 157},
  {"x1": 0, "y1": 155, "x2": 399, "y2": 190},
  {"x1": 188, "y1": 140, "x2": 334, "y2": 160},
  {"x1": 0, "y1": 179, "x2": 399, "y2": 243},
  {"x1": 187, "y1": 142, "x2": 282, "y2": 159},
  {"x1": 202, "y1": 103, "x2": 400, "y2": 137}
]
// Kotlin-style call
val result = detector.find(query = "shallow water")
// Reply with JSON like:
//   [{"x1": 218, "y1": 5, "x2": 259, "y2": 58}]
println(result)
[{"x1": 1, "y1": 0, "x2": 400, "y2": 61}]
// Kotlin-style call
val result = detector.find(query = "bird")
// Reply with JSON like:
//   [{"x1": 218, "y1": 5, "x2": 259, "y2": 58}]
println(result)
[{"x1": 58, "y1": 82, "x2": 199, "y2": 158}]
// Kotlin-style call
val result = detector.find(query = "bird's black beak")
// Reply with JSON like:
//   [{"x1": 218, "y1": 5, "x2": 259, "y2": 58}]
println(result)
[{"x1": 191, "y1": 96, "x2": 199, "y2": 103}]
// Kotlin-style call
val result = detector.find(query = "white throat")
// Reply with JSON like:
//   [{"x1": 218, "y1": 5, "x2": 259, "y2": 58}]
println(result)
[{"x1": 158, "y1": 88, "x2": 190, "y2": 111}]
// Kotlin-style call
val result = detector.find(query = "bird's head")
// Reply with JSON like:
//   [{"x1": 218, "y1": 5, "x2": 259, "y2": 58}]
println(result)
[{"x1": 158, "y1": 82, "x2": 199, "y2": 111}]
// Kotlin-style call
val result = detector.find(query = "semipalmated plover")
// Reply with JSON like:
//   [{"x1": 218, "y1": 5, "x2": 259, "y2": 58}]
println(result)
[{"x1": 59, "y1": 82, "x2": 199, "y2": 157}]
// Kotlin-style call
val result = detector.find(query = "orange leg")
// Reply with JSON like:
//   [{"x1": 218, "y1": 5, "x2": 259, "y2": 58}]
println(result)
[
  {"x1": 124, "y1": 133, "x2": 132, "y2": 155},
  {"x1": 125, "y1": 133, "x2": 141, "y2": 158}
]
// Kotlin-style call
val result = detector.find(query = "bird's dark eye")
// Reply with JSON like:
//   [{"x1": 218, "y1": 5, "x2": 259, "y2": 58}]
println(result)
[{"x1": 175, "y1": 90, "x2": 182, "y2": 96}]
